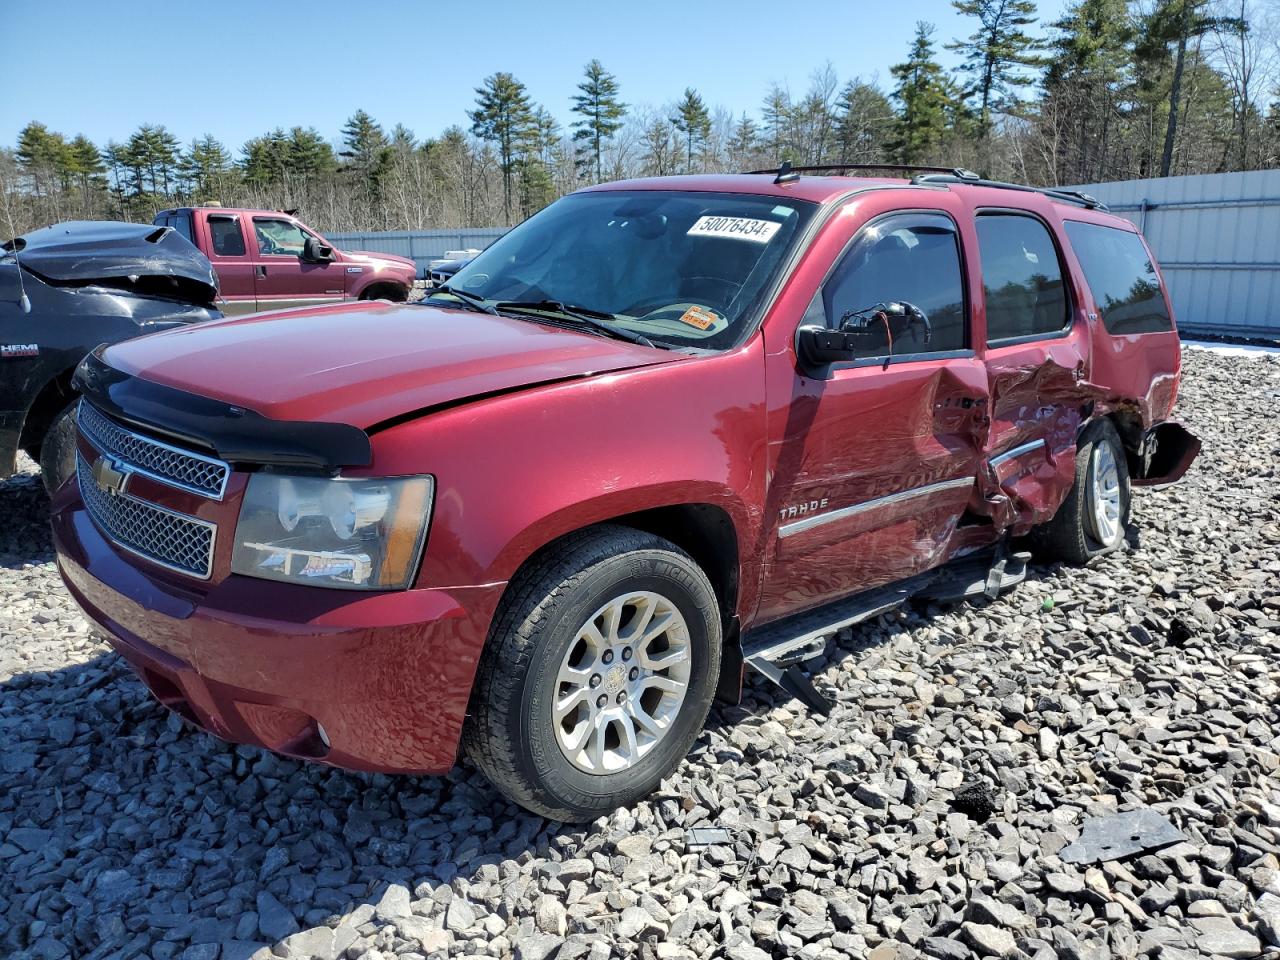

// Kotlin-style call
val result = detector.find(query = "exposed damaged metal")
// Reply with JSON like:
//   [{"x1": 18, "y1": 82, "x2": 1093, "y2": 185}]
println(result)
[{"x1": 1, "y1": 221, "x2": 222, "y2": 485}]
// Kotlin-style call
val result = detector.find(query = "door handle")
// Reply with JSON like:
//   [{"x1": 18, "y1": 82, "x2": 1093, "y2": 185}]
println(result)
[{"x1": 255, "y1": 266, "x2": 267, "y2": 278}]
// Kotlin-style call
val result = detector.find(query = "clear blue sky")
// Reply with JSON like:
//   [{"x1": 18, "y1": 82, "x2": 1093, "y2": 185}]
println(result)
[{"x1": 4, "y1": 0, "x2": 1069, "y2": 152}]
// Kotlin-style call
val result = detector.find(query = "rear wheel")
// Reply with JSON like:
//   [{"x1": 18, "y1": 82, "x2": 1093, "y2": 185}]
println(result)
[
  {"x1": 1034, "y1": 418, "x2": 1130, "y2": 564},
  {"x1": 39, "y1": 401, "x2": 79, "y2": 495},
  {"x1": 464, "y1": 526, "x2": 720, "y2": 821}
]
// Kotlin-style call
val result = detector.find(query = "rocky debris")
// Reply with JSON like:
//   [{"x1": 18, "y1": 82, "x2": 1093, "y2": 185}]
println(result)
[{"x1": 0, "y1": 347, "x2": 1278, "y2": 960}]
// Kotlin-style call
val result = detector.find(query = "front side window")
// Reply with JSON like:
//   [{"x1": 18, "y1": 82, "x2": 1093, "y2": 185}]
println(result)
[
  {"x1": 254, "y1": 218, "x2": 308, "y2": 257},
  {"x1": 1064, "y1": 220, "x2": 1171, "y2": 334},
  {"x1": 977, "y1": 213, "x2": 1069, "y2": 343},
  {"x1": 444, "y1": 190, "x2": 817, "y2": 351},
  {"x1": 820, "y1": 213, "x2": 967, "y2": 359},
  {"x1": 208, "y1": 216, "x2": 245, "y2": 257}
]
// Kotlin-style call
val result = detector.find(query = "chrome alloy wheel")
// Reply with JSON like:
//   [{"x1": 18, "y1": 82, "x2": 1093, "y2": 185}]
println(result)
[
  {"x1": 1086, "y1": 441, "x2": 1123, "y2": 547},
  {"x1": 553, "y1": 591, "x2": 692, "y2": 774}
]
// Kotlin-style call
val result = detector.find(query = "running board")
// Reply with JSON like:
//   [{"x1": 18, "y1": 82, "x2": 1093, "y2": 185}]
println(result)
[{"x1": 740, "y1": 547, "x2": 1031, "y2": 713}]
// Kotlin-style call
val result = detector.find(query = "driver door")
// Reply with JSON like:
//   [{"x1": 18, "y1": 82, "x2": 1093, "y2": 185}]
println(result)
[
  {"x1": 249, "y1": 216, "x2": 345, "y2": 312},
  {"x1": 758, "y1": 209, "x2": 991, "y2": 623}
]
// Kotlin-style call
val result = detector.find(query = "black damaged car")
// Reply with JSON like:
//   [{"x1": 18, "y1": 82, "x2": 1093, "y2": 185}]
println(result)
[{"x1": 0, "y1": 221, "x2": 222, "y2": 492}]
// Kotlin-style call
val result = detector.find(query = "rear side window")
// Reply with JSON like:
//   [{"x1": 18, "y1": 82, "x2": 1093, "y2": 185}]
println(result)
[
  {"x1": 1064, "y1": 221, "x2": 1171, "y2": 334},
  {"x1": 171, "y1": 212, "x2": 194, "y2": 246},
  {"x1": 977, "y1": 213, "x2": 1068, "y2": 343},
  {"x1": 208, "y1": 215, "x2": 245, "y2": 257},
  {"x1": 821, "y1": 212, "x2": 967, "y2": 359}
]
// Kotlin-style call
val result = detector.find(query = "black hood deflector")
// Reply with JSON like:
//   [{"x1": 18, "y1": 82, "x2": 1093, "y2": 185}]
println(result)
[
  {"x1": 6, "y1": 221, "x2": 219, "y2": 305},
  {"x1": 74, "y1": 349, "x2": 372, "y2": 472}
]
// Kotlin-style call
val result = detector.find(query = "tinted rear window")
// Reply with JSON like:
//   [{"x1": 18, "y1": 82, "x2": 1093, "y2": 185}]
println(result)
[
  {"x1": 208, "y1": 216, "x2": 245, "y2": 257},
  {"x1": 171, "y1": 212, "x2": 194, "y2": 246},
  {"x1": 1064, "y1": 221, "x2": 1171, "y2": 334},
  {"x1": 976, "y1": 213, "x2": 1069, "y2": 343}
]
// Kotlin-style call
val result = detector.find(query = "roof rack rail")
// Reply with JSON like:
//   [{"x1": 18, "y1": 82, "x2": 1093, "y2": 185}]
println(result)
[
  {"x1": 910, "y1": 173, "x2": 1108, "y2": 211},
  {"x1": 747, "y1": 162, "x2": 982, "y2": 184}
]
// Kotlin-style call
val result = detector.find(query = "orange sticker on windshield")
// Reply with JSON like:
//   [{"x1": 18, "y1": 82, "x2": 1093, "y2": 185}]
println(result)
[{"x1": 678, "y1": 306, "x2": 718, "y2": 330}]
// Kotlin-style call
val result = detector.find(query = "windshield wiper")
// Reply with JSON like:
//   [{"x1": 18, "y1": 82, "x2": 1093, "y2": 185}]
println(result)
[
  {"x1": 494, "y1": 299, "x2": 662, "y2": 349},
  {"x1": 428, "y1": 284, "x2": 498, "y2": 315}
]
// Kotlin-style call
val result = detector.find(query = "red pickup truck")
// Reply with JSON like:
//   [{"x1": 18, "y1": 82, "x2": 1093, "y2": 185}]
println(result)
[
  {"x1": 152, "y1": 206, "x2": 416, "y2": 314},
  {"x1": 59, "y1": 167, "x2": 1199, "y2": 820}
]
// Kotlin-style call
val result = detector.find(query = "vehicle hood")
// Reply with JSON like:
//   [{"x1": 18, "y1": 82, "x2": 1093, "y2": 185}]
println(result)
[
  {"x1": 5, "y1": 220, "x2": 219, "y2": 305},
  {"x1": 345, "y1": 250, "x2": 416, "y2": 272},
  {"x1": 102, "y1": 300, "x2": 682, "y2": 430}
]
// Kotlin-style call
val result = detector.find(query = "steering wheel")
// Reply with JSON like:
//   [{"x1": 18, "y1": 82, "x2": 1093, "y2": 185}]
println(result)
[
  {"x1": 623, "y1": 277, "x2": 742, "y2": 317},
  {"x1": 258, "y1": 235, "x2": 279, "y2": 255}
]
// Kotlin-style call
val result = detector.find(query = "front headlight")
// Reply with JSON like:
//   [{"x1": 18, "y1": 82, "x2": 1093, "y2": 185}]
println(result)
[{"x1": 231, "y1": 473, "x2": 433, "y2": 590}]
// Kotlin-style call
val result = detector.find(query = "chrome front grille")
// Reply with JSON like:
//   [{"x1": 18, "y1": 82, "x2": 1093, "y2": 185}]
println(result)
[
  {"x1": 77, "y1": 401, "x2": 230, "y2": 499},
  {"x1": 77, "y1": 453, "x2": 216, "y2": 579}
]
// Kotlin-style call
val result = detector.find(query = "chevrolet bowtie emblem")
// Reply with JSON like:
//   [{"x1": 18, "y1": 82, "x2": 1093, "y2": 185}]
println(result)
[{"x1": 92, "y1": 455, "x2": 130, "y2": 496}]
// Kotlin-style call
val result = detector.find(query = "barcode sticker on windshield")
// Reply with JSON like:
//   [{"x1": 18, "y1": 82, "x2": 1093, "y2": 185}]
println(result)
[{"x1": 687, "y1": 216, "x2": 781, "y2": 244}]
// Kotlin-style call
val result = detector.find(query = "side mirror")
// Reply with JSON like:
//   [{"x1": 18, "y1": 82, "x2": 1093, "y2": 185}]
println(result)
[
  {"x1": 796, "y1": 323, "x2": 883, "y2": 366},
  {"x1": 302, "y1": 236, "x2": 335, "y2": 263}
]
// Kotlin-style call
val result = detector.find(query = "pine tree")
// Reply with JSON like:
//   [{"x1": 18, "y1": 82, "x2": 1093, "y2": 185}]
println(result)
[
  {"x1": 182, "y1": 135, "x2": 233, "y2": 198},
  {"x1": 340, "y1": 111, "x2": 389, "y2": 205},
  {"x1": 287, "y1": 127, "x2": 336, "y2": 178},
  {"x1": 518, "y1": 107, "x2": 558, "y2": 216},
  {"x1": 761, "y1": 85, "x2": 793, "y2": 162},
  {"x1": 834, "y1": 80, "x2": 895, "y2": 163},
  {"x1": 947, "y1": 0, "x2": 1042, "y2": 136},
  {"x1": 727, "y1": 114, "x2": 759, "y2": 170},
  {"x1": 469, "y1": 72, "x2": 534, "y2": 223},
  {"x1": 102, "y1": 140, "x2": 137, "y2": 210},
  {"x1": 125, "y1": 124, "x2": 180, "y2": 196},
  {"x1": 15, "y1": 122, "x2": 72, "y2": 194},
  {"x1": 67, "y1": 135, "x2": 104, "y2": 185},
  {"x1": 1137, "y1": 0, "x2": 1244, "y2": 176},
  {"x1": 389, "y1": 124, "x2": 416, "y2": 154},
  {"x1": 671, "y1": 88, "x2": 711, "y2": 172},
  {"x1": 890, "y1": 22, "x2": 954, "y2": 163},
  {"x1": 571, "y1": 60, "x2": 626, "y2": 182},
  {"x1": 640, "y1": 115, "x2": 676, "y2": 176},
  {"x1": 1042, "y1": 0, "x2": 1133, "y2": 181},
  {"x1": 241, "y1": 129, "x2": 291, "y2": 187}
]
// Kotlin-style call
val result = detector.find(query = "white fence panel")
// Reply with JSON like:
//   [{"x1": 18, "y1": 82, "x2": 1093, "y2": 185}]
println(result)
[
  {"x1": 1068, "y1": 171, "x2": 1280, "y2": 339},
  {"x1": 323, "y1": 228, "x2": 509, "y2": 277}
]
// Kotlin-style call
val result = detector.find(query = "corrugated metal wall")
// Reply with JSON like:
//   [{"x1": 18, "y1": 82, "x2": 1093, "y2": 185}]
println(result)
[
  {"x1": 323, "y1": 228, "x2": 508, "y2": 278},
  {"x1": 1067, "y1": 171, "x2": 1280, "y2": 339}
]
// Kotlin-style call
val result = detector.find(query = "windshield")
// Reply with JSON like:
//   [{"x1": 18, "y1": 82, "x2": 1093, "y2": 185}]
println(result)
[{"x1": 446, "y1": 190, "x2": 817, "y2": 350}]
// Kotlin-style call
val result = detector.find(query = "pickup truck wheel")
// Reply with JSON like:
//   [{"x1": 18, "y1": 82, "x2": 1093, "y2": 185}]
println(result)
[
  {"x1": 1033, "y1": 419, "x2": 1130, "y2": 564},
  {"x1": 38, "y1": 401, "x2": 79, "y2": 495},
  {"x1": 464, "y1": 525, "x2": 721, "y2": 821}
]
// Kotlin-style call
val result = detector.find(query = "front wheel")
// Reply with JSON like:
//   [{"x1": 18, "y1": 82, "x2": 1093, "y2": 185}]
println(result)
[
  {"x1": 464, "y1": 526, "x2": 721, "y2": 821},
  {"x1": 39, "y1": 401, "x2": 79, "y2": 495},
  {"x1": 1033, "y1": 418, "x2": 1131, "y2": 564}
]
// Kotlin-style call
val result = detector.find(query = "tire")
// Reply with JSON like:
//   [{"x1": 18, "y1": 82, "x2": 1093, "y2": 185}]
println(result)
[
  {"x1": 39, "y1": 401, "x2": 79, "y2": 495},
  {"x1": 464, "y1": 525, "x2": 721, "y2": 821},
  {"x1": 359, "y1": 284, "x2": 407, "y2": 302},
  {"x1": 1033, "y1": 418, "x2": 1131, "y2": 564}
]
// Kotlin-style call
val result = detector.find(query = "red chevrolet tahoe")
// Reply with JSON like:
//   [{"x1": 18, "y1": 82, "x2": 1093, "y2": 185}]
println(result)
[
  {"x1": 56, "y1": 167, "x2": 1199, "y2": 820},
  {"x1": 153, "y1": 206, "x2": 416, "y2": 314}
]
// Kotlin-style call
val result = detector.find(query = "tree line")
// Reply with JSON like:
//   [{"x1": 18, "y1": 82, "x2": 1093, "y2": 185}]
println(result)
[{"x1": 3, "y1": 0, "x2": 1278, "y2": 238}]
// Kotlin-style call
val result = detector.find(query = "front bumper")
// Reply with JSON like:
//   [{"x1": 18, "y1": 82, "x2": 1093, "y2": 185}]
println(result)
[
  {"x1": 52, "y1": 484, "x2": 504, "y2": 774},
  {"x1": 1132, "y1": 420, "x2": 1201, "y2": 487}
]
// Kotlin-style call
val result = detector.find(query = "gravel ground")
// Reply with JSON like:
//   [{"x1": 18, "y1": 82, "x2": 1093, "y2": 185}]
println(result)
[{"x1": 2, "y1": 347, "x2": 1279, "y2": 960}]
